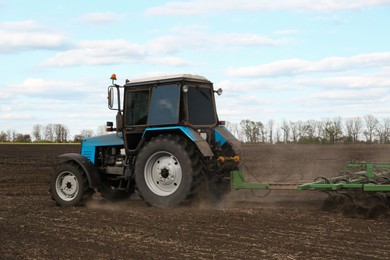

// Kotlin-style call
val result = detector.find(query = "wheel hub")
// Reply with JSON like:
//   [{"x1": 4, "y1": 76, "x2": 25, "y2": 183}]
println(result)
[
  {"x1": 61, "y1": 175, "x2": 77, "y2": 195},
  {"x1": 145, "y1": 152, "x2": 182, "y2": 196},
  {"x1": 160, "y1": 168, "x2": 170, "y2": 179},
  {"x1": 55, "y1": 171, "x2": 79, "y2": 201}
]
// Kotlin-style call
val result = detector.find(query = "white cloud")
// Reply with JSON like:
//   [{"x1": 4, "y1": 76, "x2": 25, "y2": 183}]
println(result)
[
  {"x1": 310, "y1": 88, "x2": 388, "y2": 101},
  {"x1": 0, "y1": 20, "x2": 66, "y2": 53},
  {"x1": 40, "y1": 38, "x2": 195, "y2": 67},
  {"x1": 41, "y1": 39, "x2": 145, "y2": 67},
  {"x1": 143, "y1": 56, "x2": 192, "y2": 66},
  {"x1": 216, "y1": 33, "x2": 287, "y2": 46},
  {"x1": 146, "y1": 0, "x2": 390, "y2": 16},
  {"x1": 41, "y1": 29, "x2": 283, "y2": 67},
  {"x1": 0, "y1": 78, "x2": 99, "y2": 101},
  {"x1": 227, "y1": 52, "x2": 390, "y2": 78},
  {"x1": 146, "y1": 31, "x2": 286, "y2": 54},
  {"x1": 311, "y1": 15, "x2": 349, "y2": 24},
  {"x1": 297, "y1": 75, "x2": 390, "y2": 89},
  {"x1": 80, "y1": 12, "x2": 122, "y2": 24},
  {"x1": 0, "y1": 112, "x2": 33, "y2": 120}
]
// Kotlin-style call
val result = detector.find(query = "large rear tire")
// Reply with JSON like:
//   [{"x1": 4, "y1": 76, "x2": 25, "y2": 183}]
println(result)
[
  {"x1": 49, "y1": 162, "x2": 93, "y2": 207},
  {"x1": 135, "y1": 135, "x2": 202, "y2": 207}
]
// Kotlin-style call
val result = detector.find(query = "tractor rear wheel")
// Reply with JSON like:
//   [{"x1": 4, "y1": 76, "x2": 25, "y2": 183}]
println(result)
[
  {"x1": 135, "y1": 135, "x2": 202, "y2": 207},
  {"x1": 49, "y1": 161, "x2": 93, "y2": 207}
]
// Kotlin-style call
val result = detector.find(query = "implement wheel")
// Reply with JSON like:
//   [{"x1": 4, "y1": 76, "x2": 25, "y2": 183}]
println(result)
[
  {"x1": 135, "y1": 135, "x2": 202, "y2": 207},
  {"x1": 49, "y1": 162, "x2": 93, "y2": 207}
]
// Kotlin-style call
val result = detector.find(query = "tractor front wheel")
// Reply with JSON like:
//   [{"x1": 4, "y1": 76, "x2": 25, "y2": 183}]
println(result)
[
  {"x1": 49, "y1": 162, "x2": 93, "y2": 206},
  {"x1": 135, "y1": 135, "x2": 202, "y2": 207}
]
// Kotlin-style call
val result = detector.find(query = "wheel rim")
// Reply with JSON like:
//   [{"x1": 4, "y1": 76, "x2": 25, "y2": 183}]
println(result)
[
  {"x1": 144, "y1": 151, "x2": 182, "y2": 196},
  {"x1": 55, "y1": 171, "x2": 79, "y2": 201}
]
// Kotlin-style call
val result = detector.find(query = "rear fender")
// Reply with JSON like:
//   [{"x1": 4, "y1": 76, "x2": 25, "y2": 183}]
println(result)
[
  {"x1": 58, "y1": 153, "x2": 101, "y2": 188},
  {"x1": 143, "y1": 126, "x2": 214, "y2": 158},
  {"x1": 214, "y1": 126, "x2": 241, "y2": 155}
]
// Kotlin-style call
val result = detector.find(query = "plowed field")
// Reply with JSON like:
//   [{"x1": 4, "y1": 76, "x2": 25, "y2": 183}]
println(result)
[{"x1": 1, "y1": 144, "x2": 390, "y2": 259}]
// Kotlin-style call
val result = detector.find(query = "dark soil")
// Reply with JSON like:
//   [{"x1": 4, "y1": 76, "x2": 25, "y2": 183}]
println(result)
[{"x1": 1, "y1": 143, "x2": 390, "y2": 259}]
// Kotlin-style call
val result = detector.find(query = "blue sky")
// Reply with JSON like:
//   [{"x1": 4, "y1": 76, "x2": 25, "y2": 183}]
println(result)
[{"x1": 1, "y1": 0, "x2": 390, "y2": 138}]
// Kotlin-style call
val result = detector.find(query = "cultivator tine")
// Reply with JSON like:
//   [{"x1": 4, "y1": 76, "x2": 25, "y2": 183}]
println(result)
[
  {"x1": 321, "y1": 192, "x2": 353, "y2": 213},
  {"x1": 341, "y1": 191, "x2": 389, "y2": 219},
  {"x1": 298, "y1": 161, "x2": 390, "y2": 218}
]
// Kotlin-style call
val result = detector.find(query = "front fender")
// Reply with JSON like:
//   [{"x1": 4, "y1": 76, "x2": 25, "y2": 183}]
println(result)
[{"x1": 58, "y1": 153, "x2": 101, "y2": 188}]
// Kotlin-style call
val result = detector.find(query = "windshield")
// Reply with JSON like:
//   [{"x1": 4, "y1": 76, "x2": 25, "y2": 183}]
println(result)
[
  {"x1": 187, "y1": 85, "x2": 216, "y2": 125},
  {"x1": 147, "y1": 85, "x2": 180, "y2": 125}
]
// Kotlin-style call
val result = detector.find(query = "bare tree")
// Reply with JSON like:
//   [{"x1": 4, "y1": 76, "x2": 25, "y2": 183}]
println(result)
[
  {"x1": 345, "y1": 118, "x2": 354, "y2": 143},
  {"x1": 240, "y1": 119, "x2": 251, "y2": 143},
  {"x1": 45, "y1": 124, "x2": 55, "y2": 142},
  {"x1": 32, "y1": 124, "x2": 44, "y2": 142},
  {"x1": 6, "y1": 129, "x2": 17, "y2": 142},
  {"x1": 81, "y1": 129, "x2": 94, "y2": 138},
  {"x1": 0, "y1": 131, "x2": 7, "y2": 142},
  {"x1": 240, "y1": 119, "x2": 263, "y2": 143},
  {"x1": 14, "y1": 134, "x2": 31, "y2": 142},
  {"x1": 333, "y1": 117, "x2": 343, "y2": 142},
  {"x1": 96, "y1": 125, "x2": 106, "y2": 136},
  {"x1": 290, "y1": 121, "x2": 299, "y2": 143},
  {"x1": 267, "y1": 119, "x2": 274, "y2": 144},
  {"x1": 345, "y1": 117, "x2": 363, "y2": 143},
  {"x1": 352, "y1": 117, "x2": 363, "y2": 143},
  {"x1": 297, "y1": 120, "x2": 314, "y2": 143},
  {"x1": 364, "y1": 114, "x2": 379, "y2": 143},
  {"x1": 74, "y1": 129, "x2": 95, "y2": 142},
  {"x1": 281, "y1": 120, "x2": 290, "y2": 144},
  {"x1": 321, "y1": 117, "x2": 343, "y2": 144},
  {"x1": 377, "y1": 118, "x2": 390, "y2": 144},
  {"x1": 52, "y1": 124, "x2": 69, "y2": 142},
  {"x1": 275, "y1": 123, "x2": 281, "y2": 144},
  {"x1": 260, "y1": 123, "x2": 267, "y2": 143},
  {"x1": 226, "y1": 121, "x2": 242, "y2": 141}
]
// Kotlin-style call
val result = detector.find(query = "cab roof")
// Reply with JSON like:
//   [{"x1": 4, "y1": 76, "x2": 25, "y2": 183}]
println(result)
[{"x1": 125, "y1": 74, "x2": 212, "y2": 87}]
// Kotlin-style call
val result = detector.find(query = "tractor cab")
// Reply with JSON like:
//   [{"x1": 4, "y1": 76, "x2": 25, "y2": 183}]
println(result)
[{"x1": 108, "y1": 74, "x2": 227, "y2": 155}]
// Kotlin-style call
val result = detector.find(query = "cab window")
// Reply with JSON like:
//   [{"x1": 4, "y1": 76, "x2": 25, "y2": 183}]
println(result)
[
  {"x1": 187, "y1": 86, "x2": 216, "y2": 125},
  {"x1": 125, "y1": 90, "x2": 149, "y2": 125},
  {"x1": 147, "y1": 85, "x2": 180, "y2": 125}
]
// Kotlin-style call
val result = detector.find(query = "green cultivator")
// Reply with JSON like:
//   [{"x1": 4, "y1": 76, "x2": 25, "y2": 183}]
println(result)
[{"x1": 231, "y1": 161, "x2": 390, "y2": 218}]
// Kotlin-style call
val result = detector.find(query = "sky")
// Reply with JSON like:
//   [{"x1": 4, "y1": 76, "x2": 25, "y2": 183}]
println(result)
[{"x1": 1, "y1": 0, "x2": 390, "y2": 138}]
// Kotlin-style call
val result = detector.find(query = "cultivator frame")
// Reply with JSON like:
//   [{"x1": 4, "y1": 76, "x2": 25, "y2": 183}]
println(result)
[
  {"x1": 297, "y1": 162, "x2": 390, "y2": 192},
  {"x1": 231, "y1": 161, "x2": 390, "y2": 218},
  {"x1": 231, "y1": 161, "x2": 390, "y2": 192}
]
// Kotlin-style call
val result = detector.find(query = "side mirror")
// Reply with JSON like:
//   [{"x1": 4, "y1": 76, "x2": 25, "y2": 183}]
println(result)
[{"x1": 108, "y1": 87, "x2": 115, "y2": 109}]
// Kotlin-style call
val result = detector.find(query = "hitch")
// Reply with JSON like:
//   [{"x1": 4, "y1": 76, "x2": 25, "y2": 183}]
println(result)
[{"x1": 218, "y1": 155, "x2": 240, "y2": 164}]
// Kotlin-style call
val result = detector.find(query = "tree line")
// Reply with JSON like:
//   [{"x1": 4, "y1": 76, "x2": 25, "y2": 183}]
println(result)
[
  {"x1": 0, "y1": 114, "x2": 389, "y2": 144},
  {"x1": 226, "y1": 114, "x2": 390, "y2": 144},
  {"x1": 0, "y1": 124, "x2": 105, "y2": 143}
]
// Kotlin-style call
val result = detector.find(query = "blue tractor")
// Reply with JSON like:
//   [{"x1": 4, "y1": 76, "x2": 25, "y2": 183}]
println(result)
[{"x1": 49, "y1": 74, "x2": 241, "y2": 207}]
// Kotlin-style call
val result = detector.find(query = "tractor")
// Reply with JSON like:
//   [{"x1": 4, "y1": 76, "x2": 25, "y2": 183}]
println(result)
[{"x1": 49, "y1": 74, "x2": 241, "y2": 207}]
